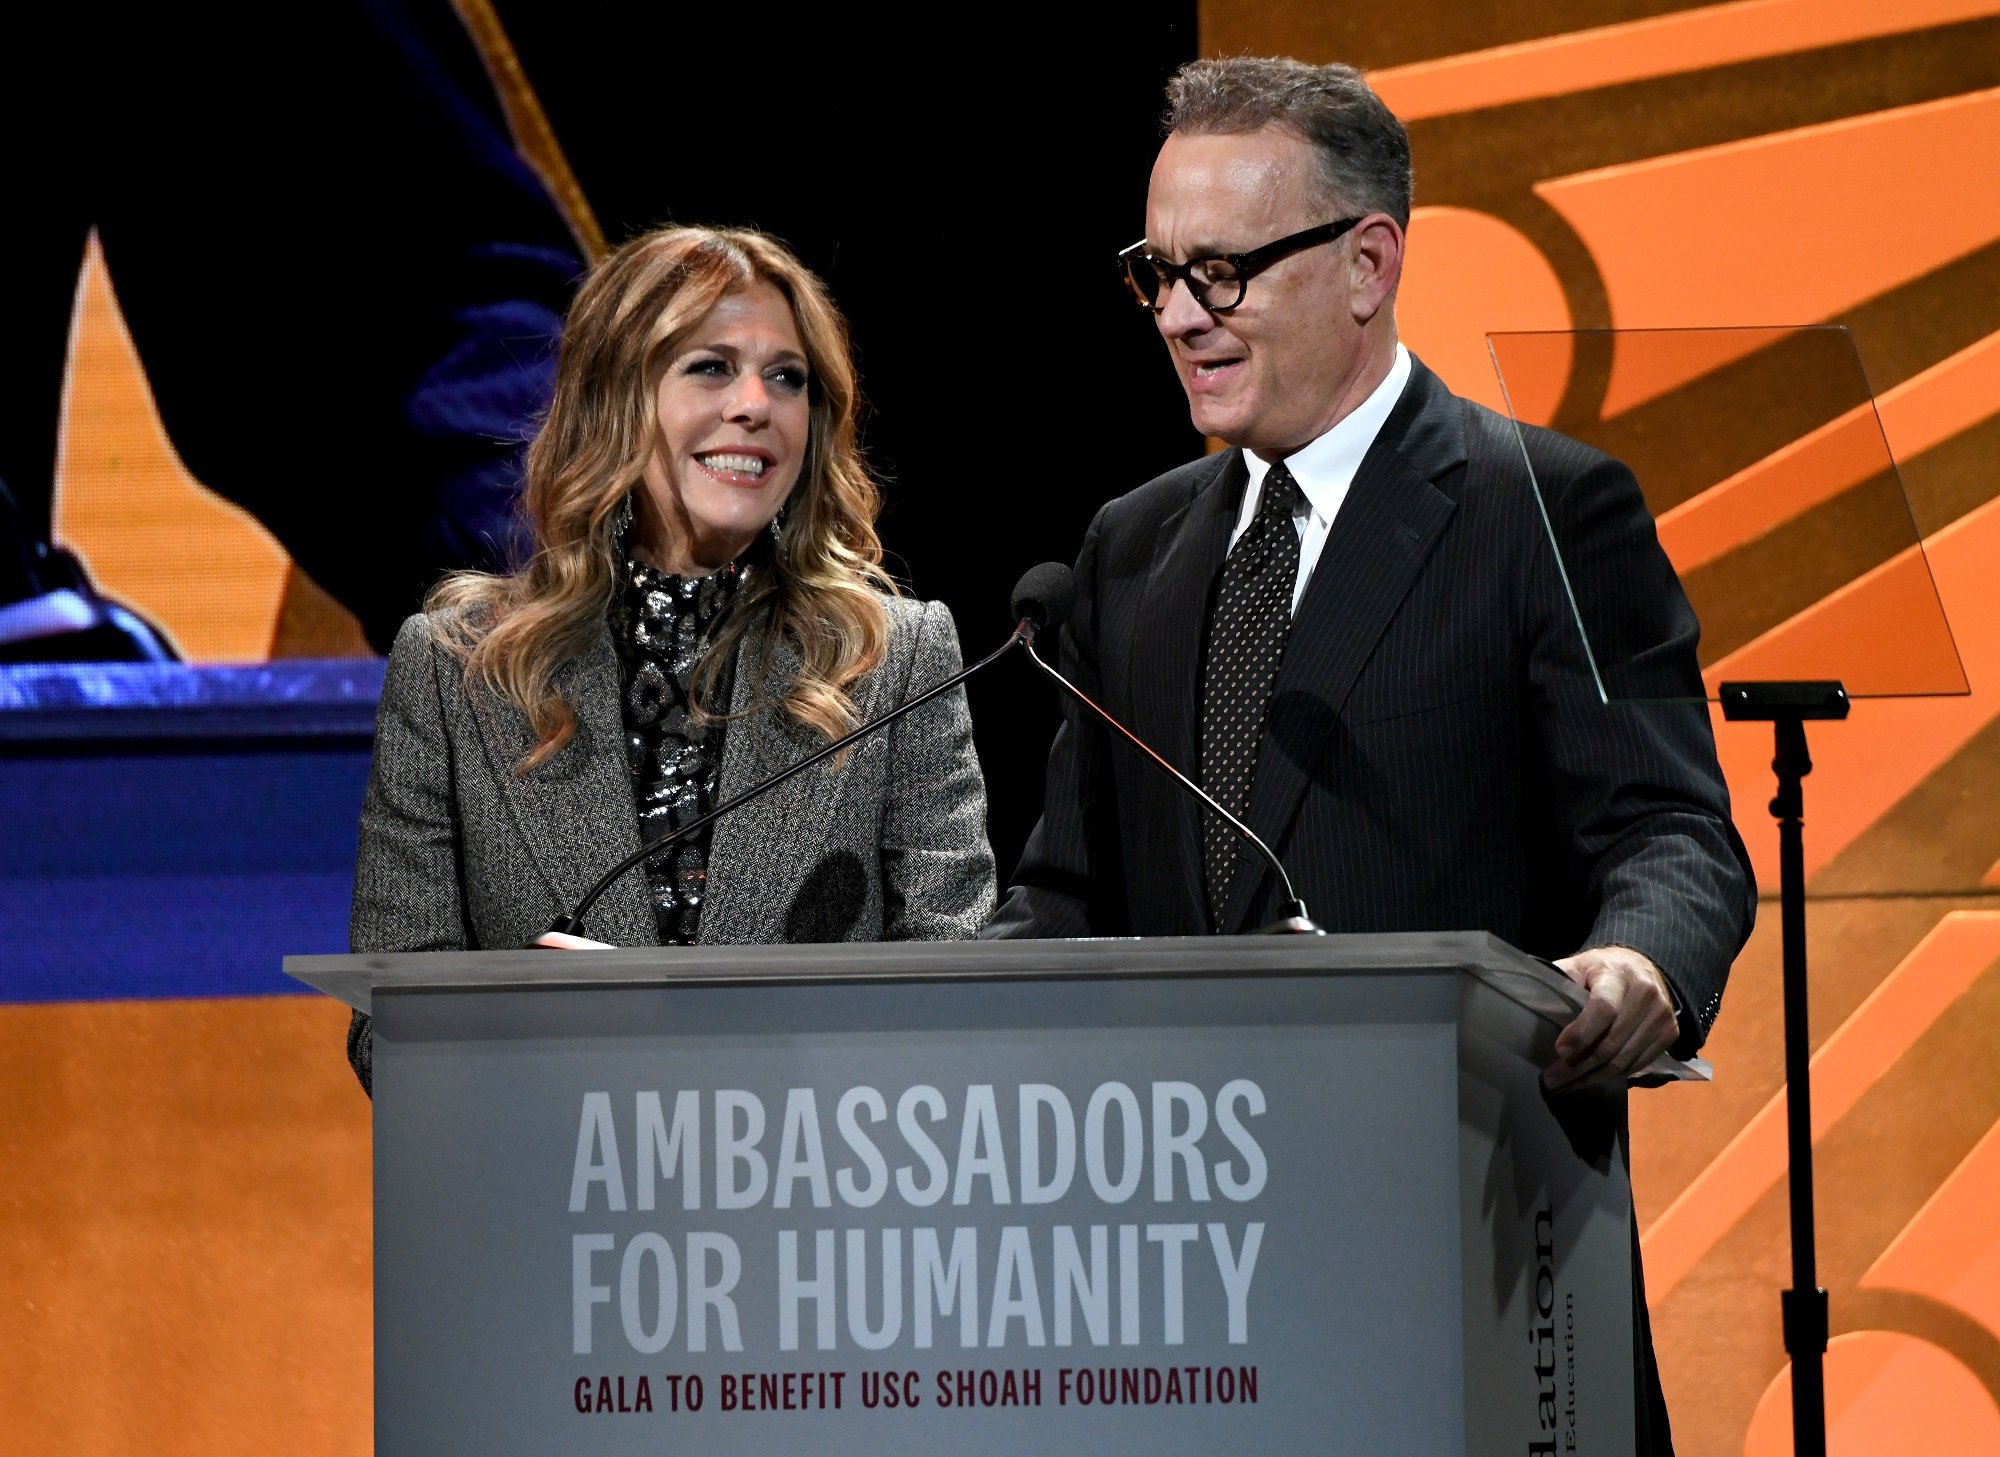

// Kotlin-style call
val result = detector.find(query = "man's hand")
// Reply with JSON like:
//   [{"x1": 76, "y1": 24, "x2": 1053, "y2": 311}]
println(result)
[{"x1": 1545, "y1": 945, "x2": 1678, "y2": 1090}]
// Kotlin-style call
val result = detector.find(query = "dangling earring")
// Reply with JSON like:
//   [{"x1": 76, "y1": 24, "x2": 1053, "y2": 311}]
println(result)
[
  {"x1": 768, "y1": 503, "x2": 788, "y2": 557},
  {"x1": 612, "y1": 492, "x2": 635, "y2": 553}
]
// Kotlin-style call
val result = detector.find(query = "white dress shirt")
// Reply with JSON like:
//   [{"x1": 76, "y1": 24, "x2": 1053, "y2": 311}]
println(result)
[{"x1": 1230, "y1": 343, "x2": 1413, "y2": 613}]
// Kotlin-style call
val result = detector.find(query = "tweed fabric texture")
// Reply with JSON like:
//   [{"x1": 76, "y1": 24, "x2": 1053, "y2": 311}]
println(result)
[
  {"x1": 987, "y1": 356, "x2": 1753, "y2": 1057},
  {"x1": 1201, "y1": 462, "x2": 1303, "y2": 922},
  {"x1": 346, "y1": 593, "x2": 996, "y2": 1092}
]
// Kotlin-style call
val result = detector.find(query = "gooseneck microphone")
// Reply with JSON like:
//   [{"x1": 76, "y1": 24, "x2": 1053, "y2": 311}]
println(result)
[
  {"x1": 1015, "y1": 572, "x2": 1323, "y2": 937},
  {"x1": 543, "y1": 566, "x2": 1074, "y2": 942}
]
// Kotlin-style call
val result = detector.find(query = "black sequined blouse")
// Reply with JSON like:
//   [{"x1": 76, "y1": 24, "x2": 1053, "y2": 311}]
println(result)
[{"x1": 607, "y1": 557, "x2": 746, "y2": 944}]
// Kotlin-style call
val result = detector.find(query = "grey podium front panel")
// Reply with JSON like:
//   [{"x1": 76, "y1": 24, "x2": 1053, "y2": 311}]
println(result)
[{"x1": 374, "y1": 968, "x2": 1466, "y2": 1455}]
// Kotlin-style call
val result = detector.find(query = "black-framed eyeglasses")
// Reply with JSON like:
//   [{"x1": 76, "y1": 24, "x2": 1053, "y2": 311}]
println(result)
[{"x1": 1117, "y1": 217, "x2": 1365, "y2": 313}]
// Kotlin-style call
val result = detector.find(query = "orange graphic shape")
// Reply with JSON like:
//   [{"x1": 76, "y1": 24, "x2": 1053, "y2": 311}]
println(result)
[
  {"x1": 0, "y1": 996, "x2": 371, "y2": 1457},
  {"x1": 1656, "y1": 330, "x2": 2000, "y2": 574},
  {"x1": 1878, "y1": 329, "x2": 2000, "y2": 468},
  {"x1": 1702, "y1": 539, "x2": 1965, "y2": 698},
  {"x1": 1711, "y1": 489, "x2": 2000, "y2": 887},
  {"x1": 1640, "y1": 912, "x2": 2000, "y2": 1304},
  {"x1": 1744, "y1": 1330, "x2": 2000, "y2": 1457},
  {"x1": 1367, "y1": 0, "x2": 2000, "y2": 121},
  {"x1": 1397, "y1": 206, "x2": 1572, "y2": 422},
  {"x1": 1863, "y1": 1117, "x2": 2000, "y2": 1337},
  {"x1": 1661, "y1": 404, "x2": 1895, "y2": 574},
  {"x1": 51, "y1": 236, "x2": 293, "y2": 662},
  {"x1": 448, "y1": 0, "x2": 606, "y2": 261},
  {"x1": 1612, "y1": 329, "x2": 1794, "y2": 418},
  {"x1": 1535, "y1": 88, "x2": 2000, "y2": 416}
]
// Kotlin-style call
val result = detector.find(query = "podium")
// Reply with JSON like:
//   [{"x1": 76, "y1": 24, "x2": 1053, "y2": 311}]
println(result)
[{"x1": 287, "y1": 932, "x2": 1643, "y2": 1455}]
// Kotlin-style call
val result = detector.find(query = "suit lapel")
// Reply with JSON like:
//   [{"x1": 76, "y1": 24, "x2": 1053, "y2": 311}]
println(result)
[
  {"x1": 467, "y1": 628, "x2": 660, "y2": 947},
  {"x1": 1129, "y1": 451, "x2": 1243, "y2": 925},
  {"x1": 1220, "y1": 360, "x2": 1467, "y2": 932},
  {"x1": 702, "y1": 629, "x2": 854, "y2": 944}
]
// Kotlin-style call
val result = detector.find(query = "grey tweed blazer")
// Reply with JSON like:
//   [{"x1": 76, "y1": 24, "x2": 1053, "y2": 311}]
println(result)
[{"x1": 346, "y1": 594, "x2": 995, "y2": 1089}]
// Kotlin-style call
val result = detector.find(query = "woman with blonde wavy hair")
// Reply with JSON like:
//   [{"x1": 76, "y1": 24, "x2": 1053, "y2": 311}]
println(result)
[{"x1": 344, "y1": 225, "x2": 995, "y2": 1092}]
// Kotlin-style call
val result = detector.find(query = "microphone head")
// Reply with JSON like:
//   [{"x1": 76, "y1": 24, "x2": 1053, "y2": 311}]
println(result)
[{"x1": 1010, "y1": 562, "x2": 1076, "y2": 634}]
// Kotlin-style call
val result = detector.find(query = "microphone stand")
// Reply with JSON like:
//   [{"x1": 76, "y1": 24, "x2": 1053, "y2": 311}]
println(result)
[
  {"x1": 548, "y1": 566, "x2": 1324, "y2": 941},
  {"x1": 1022, "y1": 638, "x2": 1323, "y2": 935},
  {"x1": 547, "y1": 619, "x2": 1037, "y2": 940}
]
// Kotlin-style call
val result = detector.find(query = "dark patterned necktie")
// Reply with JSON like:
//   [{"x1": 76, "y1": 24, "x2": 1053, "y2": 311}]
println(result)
[{"x1": 1201, "y1": 463, "x2": 1303, "y2": 926}]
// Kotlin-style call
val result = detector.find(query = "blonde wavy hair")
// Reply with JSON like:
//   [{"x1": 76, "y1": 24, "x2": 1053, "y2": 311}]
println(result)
[{"x1": 429, "y1": 225, "x2": 895, "y2": 771}]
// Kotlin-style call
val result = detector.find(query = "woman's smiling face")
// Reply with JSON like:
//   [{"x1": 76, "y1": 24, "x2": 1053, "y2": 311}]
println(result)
[{"x1": 637, "y1": 281, "x2": 811, "y2": 575}]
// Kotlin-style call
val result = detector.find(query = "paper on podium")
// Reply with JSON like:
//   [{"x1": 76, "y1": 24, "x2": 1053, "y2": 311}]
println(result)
[
  {"x1": 1479, "y1": 953, "x2": 1712, "y2": 1084},
  {"x1": 531, "y1": 930, "x2": 615, "y2": 950}
]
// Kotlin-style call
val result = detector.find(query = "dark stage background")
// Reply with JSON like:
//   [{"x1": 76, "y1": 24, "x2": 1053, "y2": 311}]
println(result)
[{"x1": 492, "y1": 2, "x2": 1205, "y2": 873}]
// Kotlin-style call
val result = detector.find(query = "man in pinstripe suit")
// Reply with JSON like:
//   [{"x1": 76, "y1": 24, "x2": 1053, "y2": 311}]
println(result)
[
  {"x1": 992, "y1": 54, "x2": 1751, "y2": 1074},
  {"x1": 988, "y1": 62, "x2": 1752, "y2": 1443}
]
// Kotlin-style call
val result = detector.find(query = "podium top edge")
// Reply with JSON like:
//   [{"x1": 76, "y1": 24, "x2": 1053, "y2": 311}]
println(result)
[
  {"x1": 286, "y1": 934, "x2": 1708, "y2": 1084},
  {"x1": 286, "y1": 930, "x2": 1549, "y2": 1010}
]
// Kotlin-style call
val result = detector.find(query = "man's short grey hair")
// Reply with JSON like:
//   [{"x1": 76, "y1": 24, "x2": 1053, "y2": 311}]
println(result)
[{"x1": 1164, "y1": 57, "x2": 1413, "y2": 227}]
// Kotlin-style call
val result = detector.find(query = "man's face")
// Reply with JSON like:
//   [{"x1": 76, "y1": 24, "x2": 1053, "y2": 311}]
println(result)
[{"x1": 1143, "y1": 126, "x2": 1370, "y2": 456}]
